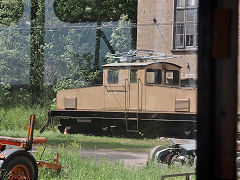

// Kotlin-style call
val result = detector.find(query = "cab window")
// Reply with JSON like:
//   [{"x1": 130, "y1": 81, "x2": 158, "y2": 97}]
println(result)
[
  {"x1": 146, "y1": 69, "x2": 162, "y2": 84},
  {"x1": 108, "y1": 69, "x2": 118, "y2": 84},
  {"x1": 130, "y1": 70, "x2": 137, "y2": 83},
  {"x1": 165, "y1": 70, "x2": 179, "y2": 85}
]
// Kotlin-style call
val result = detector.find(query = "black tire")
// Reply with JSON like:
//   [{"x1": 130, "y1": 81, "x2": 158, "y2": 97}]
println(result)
[{"x1": 1, "y1": 155, "x2": 38, "y2": 180}]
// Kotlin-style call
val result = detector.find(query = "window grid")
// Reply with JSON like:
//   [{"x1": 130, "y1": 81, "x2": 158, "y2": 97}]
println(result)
[
  {"x1": 130, "y1": 70, "x2": 137, "y2": 83},
  {"x1": 174, "y1": 0, "x2": 198, "y2": 49}
]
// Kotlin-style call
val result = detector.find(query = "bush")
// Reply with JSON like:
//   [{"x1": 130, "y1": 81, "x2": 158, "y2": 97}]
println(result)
[{"x1": 0, "y1": 106, "x2": 48, "y2": 131}]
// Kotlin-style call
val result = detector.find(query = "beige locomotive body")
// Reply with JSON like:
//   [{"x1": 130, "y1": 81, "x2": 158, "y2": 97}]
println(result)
[{"x1": 56, "y1": 61, "x2": 197, "y2": 114}]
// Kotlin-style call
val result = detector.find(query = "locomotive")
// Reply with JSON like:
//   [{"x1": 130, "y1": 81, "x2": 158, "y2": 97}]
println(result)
[{"x1": 48, "y1": 51, "x2": 197, "y2": 137}]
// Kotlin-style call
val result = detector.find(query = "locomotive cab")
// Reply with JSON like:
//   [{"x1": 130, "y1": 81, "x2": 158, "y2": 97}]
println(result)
[
  {"x1": 101, "y1": 61, "x2": 196, "y2": 112},
  {"x1": 102, "y1": 61, "x2": 182, "y2": 88}
]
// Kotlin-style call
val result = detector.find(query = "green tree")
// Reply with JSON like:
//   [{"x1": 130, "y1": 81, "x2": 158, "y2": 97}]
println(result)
[
  {"x1": 0, "y1": 0, "x2": 24, "y2": 27},
  {"x1": 53, "y1": 0, "x2": 137, "y2": 23},
  {"x1": 30, "y1": 0, "x2": 45, "y2": 103},
  {"x1": 0, "y1": 0, "x2": 138, "y2": 106},
  {"x1": 0, "y1": 0, "x2": 31, "y2": 107},
  {"x1": 53, "y1": 0, "x2": 137, "y2": 70},
  {"x1": 110, "y1": 15, "x2": 132, "y2": 53}
]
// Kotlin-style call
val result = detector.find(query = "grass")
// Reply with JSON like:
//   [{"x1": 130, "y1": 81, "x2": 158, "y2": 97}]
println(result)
[
  {"x1": 0, "y1": 105, "x2": 170, "y2": 152},
  {"x1": 0, "y1": 106, "x2": 47, "y2": 130},
  {"x1": 0, "y1": 130, "x2": 170, "y2": 152},
  {"x1": 0, "y1": 106, "x2": 195, "y2": 179},
  {"x1": 1, "y1": 130, "x2": 195, "y2": 179},
  {"x1": 34, "y1": 142, "x2": 195, "y2": 180}
]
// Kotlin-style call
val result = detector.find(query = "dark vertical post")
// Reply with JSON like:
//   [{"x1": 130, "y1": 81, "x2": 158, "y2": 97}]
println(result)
[
  {"x1": 94, "y1": 22, "x2": 101, "y2": 71},
  {"x1": 197, "y1": 0, "x2": 238, "y2": 179},
  {"x1": 30, "y1": 0, "x2": 45, "y2": 104},
  {"x1": 131, "y1": 26, "x2": 137, "y2": 50}
]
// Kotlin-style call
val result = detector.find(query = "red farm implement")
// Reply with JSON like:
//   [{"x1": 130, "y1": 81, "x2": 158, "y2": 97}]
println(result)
[{"x1": 0, "y1": 114, "x2": 61, "y2": 179}]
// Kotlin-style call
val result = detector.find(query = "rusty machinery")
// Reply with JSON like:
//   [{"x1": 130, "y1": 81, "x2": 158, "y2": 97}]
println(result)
[
  {"x1": 147, "y1": 138, "x2": 196, "y2": 167},
  {"x1": 0, "y1": 114, "x2": 61, "y2": 179}
]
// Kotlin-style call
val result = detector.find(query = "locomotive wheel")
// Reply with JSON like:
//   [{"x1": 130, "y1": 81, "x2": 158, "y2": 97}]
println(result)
[
  {"x1": 1, "y1": 155, "x2": 38, "y2": 179},
  {"x1": 147, "y1": 146, "x2": 163, "y2": 165}
]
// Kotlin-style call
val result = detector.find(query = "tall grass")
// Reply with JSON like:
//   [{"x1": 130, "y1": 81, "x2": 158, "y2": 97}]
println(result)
[
  {"x1": 0, "y1": 106, "x2": 48, "y2": 130},
  {"x1": 35, "y1": 142, "x2": 195, "y2": 180},
  {"x1": 0, "y1": 130, "x2": 170, "y2": 152}
]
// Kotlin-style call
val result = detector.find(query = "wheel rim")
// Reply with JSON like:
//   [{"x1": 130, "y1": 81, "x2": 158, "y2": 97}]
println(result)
[{"x1": 9, "y1": 164, "x2": 30, "y2": 180}]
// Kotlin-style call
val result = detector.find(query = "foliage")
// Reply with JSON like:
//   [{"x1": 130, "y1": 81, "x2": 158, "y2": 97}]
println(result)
[
  {"x1": 0, "y1": 0, "x2": 24, "y2": 27},
  {"x1": 0, "y1": 83, "x2": 11, "y2": 107},
  {"x1": 0, "y1": 106, "x2": 48, "y2": 130},
  {"x1": 0, "y1": 29, "x2": 30, "y2": 85},
  {"x1": 105, "y1": 14, "x2": 133, "y2": 64},
  {"x1": 53, "y1": 0, "x2": 137, "y2": 23},
  {"x1": 110, "y1": 14, "x2": 132, "y2": 52},
  {"x1": 30, "y1": 0, "x2": 45, "y2": 103},
  {"x1": 46, "y1": 28, "x2": 103, "y2": 90},
  {"x1": 0, "y1": 0, "x2": 137, "y2": 107}
]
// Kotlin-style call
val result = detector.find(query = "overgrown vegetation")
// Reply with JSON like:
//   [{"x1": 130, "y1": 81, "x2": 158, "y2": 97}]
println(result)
[
  {"x1": 0, "y1": 130, "x2": 170, "y2": 152},
  {"x1": 34, "y1": 142, "x2": 195, "y2": 180},
  {"x1": 1, "y1": 129, "x2": 195, "y2": 179},
  {"x1": 0, "y1": 106, "x2": 48, "y2": 130},
  {"x1": 0, "y1": 0, "x2": 137, "y2": 106}
]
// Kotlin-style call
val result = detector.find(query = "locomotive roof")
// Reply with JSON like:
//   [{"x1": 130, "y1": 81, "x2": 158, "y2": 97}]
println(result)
[{"x1": 102, "y1": 61, "x2": 182, "y2": 68}]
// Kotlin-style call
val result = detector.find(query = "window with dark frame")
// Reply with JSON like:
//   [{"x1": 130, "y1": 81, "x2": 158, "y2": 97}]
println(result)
[
  {"x1": 165, "y1": 70, "x2": 180, "y2": 85},
  {"x1": 108, "y1": 69, "x2": 118, "y2": 84},
  {"x1": 146, "y1": 69, "x2": 162, "y2": 84},
  {"x1": 130, "y1": 70, "x2": 137, "y2": 83},
  {"x1": 174, "y1": 0, "x2": 198, "y2": 49}
]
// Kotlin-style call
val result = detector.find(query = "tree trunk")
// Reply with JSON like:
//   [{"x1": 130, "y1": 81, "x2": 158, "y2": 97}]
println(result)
[{"x1": 30, "y1": 0, "x2": 45, "y2": 104}]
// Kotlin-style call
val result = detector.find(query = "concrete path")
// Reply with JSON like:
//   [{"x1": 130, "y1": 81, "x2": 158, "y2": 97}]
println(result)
[{"x1": 80, "y1": 149, "x2": 148, "y2": 167}]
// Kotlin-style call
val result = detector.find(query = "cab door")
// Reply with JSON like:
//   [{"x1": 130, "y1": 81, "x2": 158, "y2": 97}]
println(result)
[{"x1": 127, "y1": 69, "x2": 142, "y2": 111}]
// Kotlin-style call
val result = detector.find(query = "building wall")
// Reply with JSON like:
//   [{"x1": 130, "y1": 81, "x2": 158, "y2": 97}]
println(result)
[{"x1": 137, "y1": 0, "x2": 198, "y2": 80}]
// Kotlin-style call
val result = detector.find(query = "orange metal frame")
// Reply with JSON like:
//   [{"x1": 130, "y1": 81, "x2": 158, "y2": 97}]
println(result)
[
  {"x1": 0, "y1": 114, "x2": 46, "y2": 150},
  {"x1": 37, "y1": 154, "x2": 61, "y2": 170},
  {"x1": 0, "y1": 114, "x2": 61, "y2": 171}
]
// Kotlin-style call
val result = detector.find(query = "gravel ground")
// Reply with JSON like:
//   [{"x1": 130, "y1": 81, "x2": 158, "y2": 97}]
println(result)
[{"x1": 80, "y1": 148, "x2": 149, "y2": 167}]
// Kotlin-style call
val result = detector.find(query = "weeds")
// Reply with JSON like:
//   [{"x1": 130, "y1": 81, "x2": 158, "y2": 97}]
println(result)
[
  {"x1": 0, "y1": 130, "x2": 170, "y2": 152},
  {"x1": 34, "y1": 143, "x2": 195, "y2": 180},
  {"x1": 0, "y1": 106, "x2": 48, "y2": 130}
]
